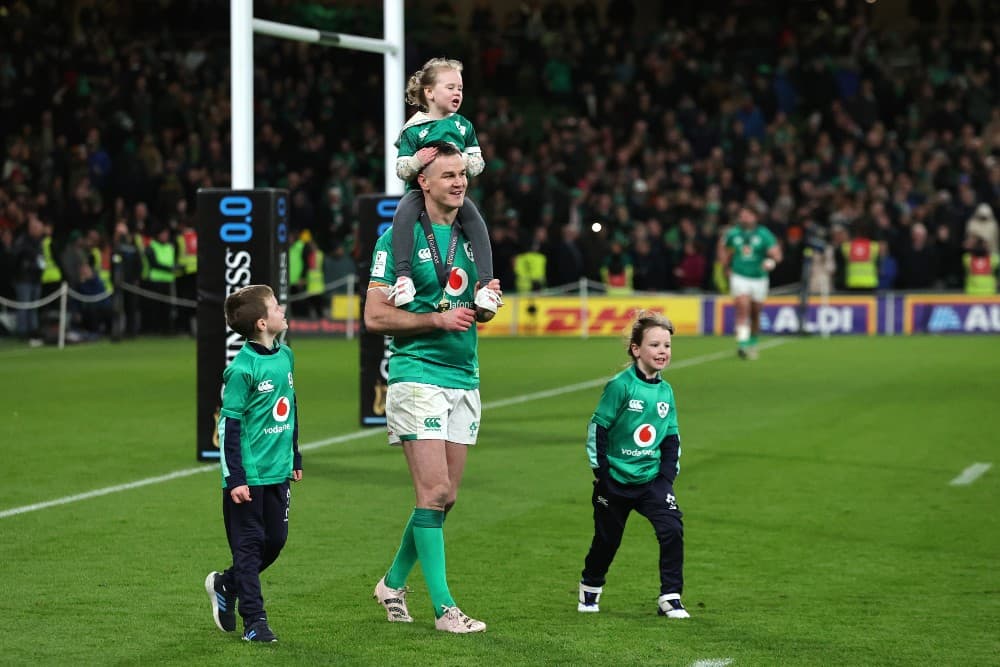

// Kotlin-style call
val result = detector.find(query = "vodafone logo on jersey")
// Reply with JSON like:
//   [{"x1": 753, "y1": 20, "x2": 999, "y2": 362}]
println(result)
[
  {"x1": 272, "y1": 396, "x2": 292, "y2": 422},
  {"x1": 444, "y1": 267, "x2": 469, "y2": 296},
  {"x1": 633, "y1": 423, "x2": 656, "y2": 447}
]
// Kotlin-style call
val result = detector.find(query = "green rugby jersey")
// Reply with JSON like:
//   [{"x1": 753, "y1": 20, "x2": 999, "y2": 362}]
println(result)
[
  {"x1": 723, "y1": 224, "x2": 778, "y2": 279},
  {"x1": 369, "y1": 220, "x2": 480, "y2": 389},
  {"x1": 219, "y1": 342, "x2": 296, "y2": 488},
  {"x1": 396, "y1": 112, "x2": 481, "y2": 191},
  {"x1": 587, "y1": 365, "x2": 680, "y2": 485},
  {"x1": 396, "y1": 112, "x2": 479, "y2": 158}
]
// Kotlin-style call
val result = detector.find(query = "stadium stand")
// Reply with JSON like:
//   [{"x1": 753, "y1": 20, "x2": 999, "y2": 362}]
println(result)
[{"x1": 0, "y1": 0, "x2": 997, "y2": 339}]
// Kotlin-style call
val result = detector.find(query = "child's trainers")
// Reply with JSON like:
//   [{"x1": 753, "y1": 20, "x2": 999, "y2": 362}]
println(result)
[
  {"x1": 242, "y1": 618, "x2": 278, "y2": 642},
  {"x1": 473, "y1": 285, "x2": 502, "y2": 313},
  {"x1": 204, "y1": 571, "x2": 237, "y2": 632},
  {"x1": 657, "y1": 593, "x2": 691, "y2": 618},
  {"x1": 577, "y1": 583, "x2": 602, "y2": 613},
  {"x1": 372, "y1": 576, "x2": 413, "y2": 622},
  {"x1": 435, "y1": 605, "x2": 486, "y2": 633},
  {"x1": 389, "y1": 276, "x2": 416, "y2": 307}
]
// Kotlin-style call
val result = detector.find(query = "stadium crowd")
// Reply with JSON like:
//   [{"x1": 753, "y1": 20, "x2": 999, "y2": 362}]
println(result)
[{"x1": 1, "y1": 0, "x2": 999, "y2": 339}]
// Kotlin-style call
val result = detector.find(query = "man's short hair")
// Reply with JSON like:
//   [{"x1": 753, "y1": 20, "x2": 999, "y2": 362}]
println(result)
[{"x1": 422, "y1": 140, "x2": 461, "y2": 159}]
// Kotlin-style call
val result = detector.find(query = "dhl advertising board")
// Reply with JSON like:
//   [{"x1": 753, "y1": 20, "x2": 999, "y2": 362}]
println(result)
[
  {"x1": 309, "y1": 292, "x2": 1000, "y2": 339},
  {"x1": 476, "y1": 296, "x2": 702, "y2": 337}
]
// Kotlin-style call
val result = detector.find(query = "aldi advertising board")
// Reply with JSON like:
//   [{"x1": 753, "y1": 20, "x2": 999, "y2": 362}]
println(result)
[
  {"x1": 902, "y1": 295, "x2": 1000, "y2": 334},
  {"x1": 708, "y1": 296, "x2": 879, "y2": 336}
]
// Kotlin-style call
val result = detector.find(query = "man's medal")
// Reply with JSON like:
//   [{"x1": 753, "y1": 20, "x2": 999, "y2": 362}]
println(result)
[{"x1": 418, "y1": 211, "x2": 462, "y2": 313}]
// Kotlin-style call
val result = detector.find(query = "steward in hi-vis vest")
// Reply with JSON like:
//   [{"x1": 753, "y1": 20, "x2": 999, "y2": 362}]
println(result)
[
  {"x1": 842, "y1": 238, "x2": 879, "y2": 289},
  {"x1": 143, "y1": 227, "x2": 176, "y2": 333},
  {"x1": 964, "y1": 239, "x2": 998, "y2": 295},
  {"x1": 514, "y1": 250, "x2": 546, "y2": 293},
  {"x1": 41, "y1": 232, "x2": 62, "y2": 289}
]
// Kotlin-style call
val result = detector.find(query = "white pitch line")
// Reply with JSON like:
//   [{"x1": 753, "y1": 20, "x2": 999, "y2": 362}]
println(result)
[
  {"x1": 949, "y1": 462, "x2": 992, "y2": 486},
  {"x1": 1, "y1": 340, "x2": 789, "y2": 519},
  {"x1": 485, "y1": 339, "x2": 787, "y2": 411},
  {"x1": 0, "y1": 466, "x2": 215, "y2": 519},
  {"x1": 691, "y1": 660, "x2": 733, "y2": 667},
  {"x1": 0, "y1": 429, "x2": 381, "y2": 519}
]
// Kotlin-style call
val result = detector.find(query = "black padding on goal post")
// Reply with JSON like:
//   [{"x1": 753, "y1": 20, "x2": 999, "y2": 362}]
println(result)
[{"x1": 195, "y1": 188, "x2": 289, "y2": 462}]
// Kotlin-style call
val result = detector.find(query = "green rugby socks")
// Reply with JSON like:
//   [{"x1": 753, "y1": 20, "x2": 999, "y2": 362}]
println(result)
[
  {"x1": 412, "y1": 508, "x2": 455, "y2": 616},
  {"x1": 385, "y1": 510, "x2": 417, "y2": 590}
]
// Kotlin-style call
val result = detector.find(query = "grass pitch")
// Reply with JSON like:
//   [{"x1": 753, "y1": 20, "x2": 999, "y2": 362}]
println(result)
[{"x1": 0, "y1": 334, "x2": 997, "y2": 666}]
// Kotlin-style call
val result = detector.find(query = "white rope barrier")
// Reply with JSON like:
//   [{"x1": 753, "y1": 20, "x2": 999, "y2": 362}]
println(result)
[
  {"x1": 0, "y1": 286, "x2": 66, "y2": 309},
  {"x1": 0, "y1": 283, "x2": 197, "y2": 309},
  {"x1": 769, "y1": 281, "x2": 804, "y2": 296},
  {"x1": 286, "y1": 274, "x2": 358, "y2": 302},
  {"x1": 0, "y1": 276, "x2": 363, "y2": 312},
  {"x1": 118, "y1": 282, "x2": 197, "y2": 308},
  {"x1": 0, "y1": 281, "x2": 194, "y2": 349},
  {"x1": 65, "y1": 286, "x2": 114, "y2": 304},
  {"x1": 529, "y1": 278, "x2": 605, "y2": 297}
]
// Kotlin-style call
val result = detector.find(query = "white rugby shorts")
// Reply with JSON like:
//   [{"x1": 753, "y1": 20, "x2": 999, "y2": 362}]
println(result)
[
  {"x1": 730, "y1": 273, "x2": 769, "y2": 302},
  {"x1": 386, "y1": 382, "x2": 481, "y2": 446}
]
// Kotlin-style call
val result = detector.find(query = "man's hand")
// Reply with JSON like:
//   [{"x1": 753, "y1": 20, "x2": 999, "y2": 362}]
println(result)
[
  {"x1": 292, "y1": 470, "x2": 303, "y2": 482},
  {"x1": 433, "y1": 306, "x2": 476, "y2": 331},
  {"x1": 474, "y1": 279, "x2": 503, "y2": 322},
  {"x1": 230, "y1": 485, "x2": 252, "y2": 504}
]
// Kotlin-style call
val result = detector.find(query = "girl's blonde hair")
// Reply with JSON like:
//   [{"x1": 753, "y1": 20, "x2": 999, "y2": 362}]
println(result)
[
  {"x1": 626, "y1": 310, "x2": 674, "y2": 360},
  {"x1": 405, "y1": 57, "x2": 463, "y2": 110}
]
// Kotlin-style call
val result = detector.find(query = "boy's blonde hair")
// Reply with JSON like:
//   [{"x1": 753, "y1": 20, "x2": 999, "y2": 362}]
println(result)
[
  {"x1": 406, "y1": 57, "x2": 463, "y2": 111},
  {"x1": 225, "y1": 285, "x2": 274, "y2": 339}
]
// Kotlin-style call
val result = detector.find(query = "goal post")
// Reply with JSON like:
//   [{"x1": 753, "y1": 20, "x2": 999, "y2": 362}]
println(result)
[
  {"x1": 195, "y1": 1, "x2": 406, "y2": 461},
  {"x1": 229, "y1": 0, "x2": 405, "y2": 193}
]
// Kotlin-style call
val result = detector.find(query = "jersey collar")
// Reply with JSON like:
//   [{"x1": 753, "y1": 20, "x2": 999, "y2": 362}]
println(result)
[
  {"x1": 248, "y1": 340, "x2": 280, "y2": 355},
  {"x1": 400, "y1": 110, "x2": 454, "y2": 132},
  {"x1": 632, "y1": 363, "x2": 661, "y2": 384}
]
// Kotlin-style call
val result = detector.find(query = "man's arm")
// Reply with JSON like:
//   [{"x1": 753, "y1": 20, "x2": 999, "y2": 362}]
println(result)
[
  {"x1": 767, "y1": 243, "x2": 784, "y2": 264},
  {"x1": 364, "y1": 283, "x2": 475, "y2": 336},
  {"x1": 716, "y1": 234, "x2": 732, "y2": 269},
  {"x1": 765, "y1": 240, "x2": 783, "y2": 270}
]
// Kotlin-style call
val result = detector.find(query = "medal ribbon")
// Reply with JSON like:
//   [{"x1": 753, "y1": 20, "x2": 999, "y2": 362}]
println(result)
[{"x1": 418, "y1": 211, "x2": 462, "y2": 288}]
